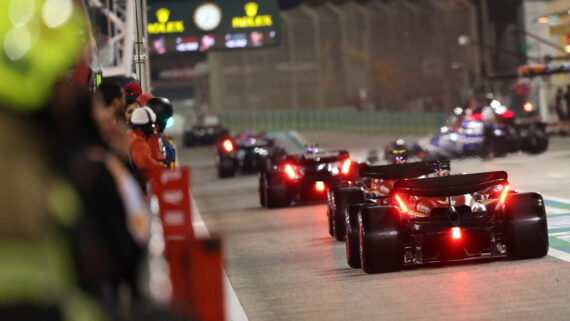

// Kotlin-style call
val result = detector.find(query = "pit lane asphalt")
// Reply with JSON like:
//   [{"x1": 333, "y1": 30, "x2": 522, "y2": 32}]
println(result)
[{"x1": 179, "y1": 132, "x2": 570, "y2": 321}]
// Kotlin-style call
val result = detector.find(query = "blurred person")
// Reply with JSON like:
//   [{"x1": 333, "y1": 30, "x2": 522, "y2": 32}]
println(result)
[
  {"x1": 138, "y1": 93, "x2": 155, "y2": 107},
  {"x1": 146, "y1": 98, "x2": 175, "y2": 167},
  {"x1": 565, "y1": 85, "x2": 570, "y2": 120},
  {"x1": 98, "y1": 82, "x2": 126, "y2": 121},
  {"x1": 128, "y1": 108, "x2": 167, "y2": 185},
  {"x1": 93, "y1": 84, "x2": 130, "y2": 162},
  {"x1": 0, "y1": 1, "x2": 108, "y2": 320},
  {"x1": 555, "y1": 88, "x2": 567, "y2": 121},
  {"x1": 124, "y1": 82, "x2": 142, "y2": 122},
  {"x1": 54, "y1": 86, "x2": 149, "y2": 304}
]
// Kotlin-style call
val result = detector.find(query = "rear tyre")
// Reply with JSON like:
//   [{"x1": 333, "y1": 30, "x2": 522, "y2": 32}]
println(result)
[
  {"x1": 259, "y1": 173, "x2": 267, "y2": 207},
  {"x1": 327, "y1": 207, "x2": 334, "y2": 237},
  {"x1": 265, "y1": 173, "x2": 289, "y2": 208},
  {"x1": 523, "y1": 126, "x2": 549, "y2": 155},
  {"x1": 359, "y1": 206, "x2": 403, "y2": 274},
  {"x1": 183, "y1": 132, "x2": 196, "y2": 147},
  {"x1": 218, "y1": 157, "x2": 236, "y2": 178},
  {"x1": 505, "y1": 192, "x2": 549, "y2": 260},
  {"x1": 332, "y1": 186, "x2": 364, "y2": 242},
  {"x1": 346, "y1": 203, "x2": 364, "y2": 268}
]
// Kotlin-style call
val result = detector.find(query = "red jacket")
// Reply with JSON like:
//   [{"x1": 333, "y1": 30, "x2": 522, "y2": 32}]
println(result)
[{"x1": 128, "y1": 130, "x2": 164, "y2": 181}]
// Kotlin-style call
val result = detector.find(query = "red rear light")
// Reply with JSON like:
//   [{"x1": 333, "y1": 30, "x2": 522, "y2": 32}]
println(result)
[
  {"x1": 502, "y1": 110, "x2": 514, "y2": 119},
  {"x1": 499, "y1": 185, "x2": 510, "y2": 204},
  {"x1": 284, "y1": 164, "x2": 296, "y2": 180},
  {"x1": 315, "y1": 181, "x2": 325, "y2": 191},
  {"x1": 223, "y1": 139, "x2": 233, "y2": 152},
  {"x1": 469, "y1": 113, "x2": 483, "y2": 121},
  {"x1": 451, "y1": 227, "x2": 461, "y2": 239},
  {"x1": 341, "y1": 159, "x2": 351, "y2": 175},
  {"x1": 523, "y1": 102, "x2": 534, "y2": 112},
  {"x1": 394, "y1": 194, "x2": 408, "y2": 213}
]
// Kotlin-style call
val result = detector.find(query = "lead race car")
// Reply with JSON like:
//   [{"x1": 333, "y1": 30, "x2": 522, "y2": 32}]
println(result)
[
  {"x1": 353, "y1": 171, "x2": 548, "y2": 273},
  {"x1": 259, "y1": 146, "x2": 356, "y2": 208}
]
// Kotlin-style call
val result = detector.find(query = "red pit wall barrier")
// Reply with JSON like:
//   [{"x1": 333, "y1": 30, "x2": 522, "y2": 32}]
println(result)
[{"x1": 151, "y1": 167, "x2": 224, "y2": 321}]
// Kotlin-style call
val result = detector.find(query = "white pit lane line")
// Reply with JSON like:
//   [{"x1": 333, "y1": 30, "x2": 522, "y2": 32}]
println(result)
[{"x1": 190, "y1": 191, "x2": 249, "y2": 321}]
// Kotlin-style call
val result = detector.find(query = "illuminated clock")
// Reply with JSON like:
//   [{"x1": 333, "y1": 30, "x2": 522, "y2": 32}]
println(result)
[{"x1": 193, "y1": 2, "x2": 222, "y2": 31}]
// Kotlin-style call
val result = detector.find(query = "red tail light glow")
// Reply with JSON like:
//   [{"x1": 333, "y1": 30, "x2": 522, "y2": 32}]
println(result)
[
  {"x1": 452, "y1": 227, "x2": 461, "y2": 239},
  {"x1": 469, "y1": 113, "x2": 483, "y2": 121},
  {"x1": 395, "y1": 195, "x2": 408, "y2": 213},
  {"x1": 315, "y1": 181, "x2": 325, "y2": 191},
  {"x1": 502, "y1": 110, "x2": 514, "y2": 119},
  {"x1": 341, "y1": 159, "x2": 351, "y2": 175},
  {"x1": 223, "y1": 139, "x2": 233, "y2": 152},
  {"x1": 284, "y1": 164, "x2": 296, "y2": 180},
  {"x1": 499, "y1": 185, "x2": 510, "y2": 204}
]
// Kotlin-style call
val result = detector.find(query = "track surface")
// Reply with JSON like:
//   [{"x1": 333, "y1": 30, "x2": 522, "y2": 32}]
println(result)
[{"x1": 179, "y1": 132, "x2": 570, "y2": 321}]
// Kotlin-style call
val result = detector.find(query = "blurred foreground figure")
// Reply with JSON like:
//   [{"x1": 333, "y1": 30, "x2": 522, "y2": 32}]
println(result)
[{"x1": 0, "y1": 1, "x2": 106, "y2": 320}]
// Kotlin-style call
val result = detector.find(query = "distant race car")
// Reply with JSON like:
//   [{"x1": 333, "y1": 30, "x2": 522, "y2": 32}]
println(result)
[
  {"x1": 345, "y1": 170, "x2": 548, "y2": 273},
  {"x1": 216, "y1": 132, "x2": 285, "y2": 178},
  {"x1": 259, "y1": 147, "x2": 356, "y2": 208},
  {"x1": 183, "y1": 124, "x2": 229, "y2": 147},
  {"x1": 405, "y1": 106, "x2": 548, "y2": 160},
  {"x1": 329, "y1": 160, "x2": 450, "y2": 242}
]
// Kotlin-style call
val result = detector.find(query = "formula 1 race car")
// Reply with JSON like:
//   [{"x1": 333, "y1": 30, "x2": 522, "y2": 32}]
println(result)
[
  {"x1": 216, "y1": 133, "x2": 285, "y2": 178},
  {"x1": 346, "y1": 171, "x2": 548, "y2": 273},
  {"x1": 329, "y1": 160, "x2": 450, "y2": 242},
  {"x1": 183, "y1": 124, "x2": 230, "y2": 147},
  {"x1": 405, "y1": 106, "x2": 548, "y2": 160},
  {"x1": 259, "y1": 148, "x2": 356, "y2": 208}
]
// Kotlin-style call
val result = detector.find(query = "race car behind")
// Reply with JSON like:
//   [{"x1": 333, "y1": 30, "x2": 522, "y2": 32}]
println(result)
[
  {"x1": 183, "y1": 124, "x2": 229, "y2": 147},
  {"x1": 259, "y1": 147, "x2": 356, "y2": 208},
  {"x1": 216, "y1": 133, "x2": 285, "y2": 178}
]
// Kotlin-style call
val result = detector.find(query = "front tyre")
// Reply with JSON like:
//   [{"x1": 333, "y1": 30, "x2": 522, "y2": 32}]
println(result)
[{"x1": 265, "y1": 172, "x2": 289, "y2": 208}]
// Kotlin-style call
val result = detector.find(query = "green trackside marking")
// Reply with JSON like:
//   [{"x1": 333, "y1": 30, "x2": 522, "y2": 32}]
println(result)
[
  {"x1": 546, "y1": 198, "x2": 570, "y2": 256},
  {"x1": 545, "y1": 199, "x2": 570, "y2": 211}
]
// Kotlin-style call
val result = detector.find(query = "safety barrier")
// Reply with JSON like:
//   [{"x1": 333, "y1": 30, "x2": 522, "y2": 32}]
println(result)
[{"x1": 218, "y1": 109, "x2": 448, "y2": 135}]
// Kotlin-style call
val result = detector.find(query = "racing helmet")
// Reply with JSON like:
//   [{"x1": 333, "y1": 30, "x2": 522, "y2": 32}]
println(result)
[
  {"x1": 305, "y1": 143, "x2": 319, "y2": 153},
  {"x1": 389, "y1": 139, "x2": 408, "y2": 164},
  {"x1": 130, "y1": 107, "x2": 156, "y2": 136},
  {"x1": 0, "y1": 0, "x2": 86, "y2": 112},
  {"x1": 145, "y1": 97, "x2": 173, "y2": 133}
]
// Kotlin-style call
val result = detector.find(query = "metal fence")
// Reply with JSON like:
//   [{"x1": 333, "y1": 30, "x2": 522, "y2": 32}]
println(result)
[
  {"x1": 218, "y1": 109, "x2": 448, "y2": 135},
  {"x1": 203, "y1": 0, "x2": 479, "y2": 113}
]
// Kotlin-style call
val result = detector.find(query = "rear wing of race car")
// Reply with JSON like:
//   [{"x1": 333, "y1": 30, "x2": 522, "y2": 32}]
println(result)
[
  {"x1": 298, "y1": 150, "x2": 350, "y2": 163},
  {"x1": 359, "y1": 160, "x2": 450, "y2": 180},
  {"x1": 393, "y1": 171, "x2": 508, "y2": 197}
]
